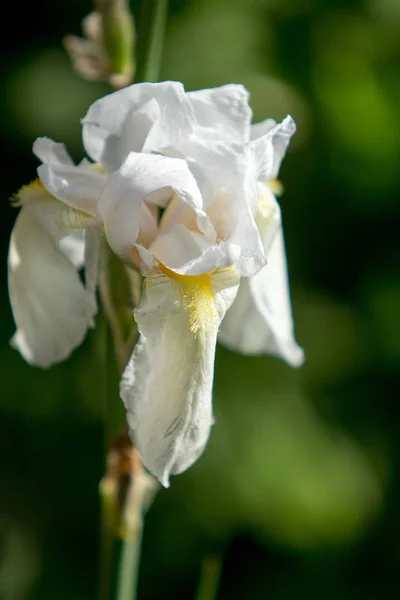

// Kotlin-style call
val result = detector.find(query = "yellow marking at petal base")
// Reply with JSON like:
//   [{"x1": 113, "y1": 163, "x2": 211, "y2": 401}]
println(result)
[
  {"x1": 60, "y1": 205, "x2": 93, "y2": 230},
  {"x1": 268, "y1": 178, "x2": 284, "y2": 197},
  {"x1": 91, "y1": 162, "x2": 109, "y2": 175},
  {"x1": 11, "y1": 178, "x2": 52, "y2": 206},
  {"x1": 11, "y1": 178, "x2": 93, "y2": 232},
  {"x1": 158, "y1": 264, "x2": 219, "y2": 335},
  {"x1": 257, "y1": 179, "x2": 284, "y2": 220}
]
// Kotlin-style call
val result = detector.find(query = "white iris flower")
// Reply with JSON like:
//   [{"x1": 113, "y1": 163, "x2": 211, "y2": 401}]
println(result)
[{"x1": 8, "y1": 81, "x2": 303, "y2": 485}]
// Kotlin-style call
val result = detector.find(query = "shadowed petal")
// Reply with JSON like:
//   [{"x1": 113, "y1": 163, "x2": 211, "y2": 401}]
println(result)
[
  {"x1": 8, "y1": 185, "x2": 98, "y2": 367},
  {"x1": 219, "y1": 223, "x2": 304, "y2": 367}
]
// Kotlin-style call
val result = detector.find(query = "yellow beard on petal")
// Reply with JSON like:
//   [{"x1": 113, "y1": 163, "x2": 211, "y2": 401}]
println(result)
[
  {"x1": 12, "y1": 179, "x2": 53, "y2": 206},
  {"x1": 12, "y1": 178, "x2": 95, "y2": 232},
  {"x1": 157, "y1": 264, "x2": 218, "y2": 334},
  {"x1": 268, "y1": 178, "x2": 283, "y2": 197},
  {"x1": 60, "y1": 205, "x2": 95, "y2": 230}
]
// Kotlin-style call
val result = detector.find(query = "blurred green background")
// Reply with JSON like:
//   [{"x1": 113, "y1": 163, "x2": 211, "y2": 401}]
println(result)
[{"x1": 1, "y1": 0, "x2": 400, "y2": 598}]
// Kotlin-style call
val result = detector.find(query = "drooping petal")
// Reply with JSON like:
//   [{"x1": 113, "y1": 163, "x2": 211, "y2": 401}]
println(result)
[
  {"x1": 82, "y1": 81, "x2": 195, "y2": 169},
  {"x1": 8, "y1": 184, "x2": 98, "y2": 367},
  {"x1": 98, "y1": 151, "x2": 210, "y2": 264},
  {"x1": 187, "y1": 84, "x2": 252, "y2": 143},
  {"x1": 219, "y1": 223, "x2": 304, "y2": 367},
  {"x1": 219, "y1": 117, "x2": 302, "y2": 364},
  {"x1": 120, "y1": 264, "x2": 240, "y2": 486}
]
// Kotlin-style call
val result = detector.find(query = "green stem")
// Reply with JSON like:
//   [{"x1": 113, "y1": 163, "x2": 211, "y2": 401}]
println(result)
[
  {"x1": 116, "y1": 457, "x2": 157, "y2": 600},
  {"x1": 98, "y1": 244, "x2": 129, "y2": 600},
  {"x1": 98, "y1": 316, "x2": 121, "y2": 600},
  {"x1": 99, "y1": 474, "x2": 118, "y2": 600},
  {"x1": 100, "y1": 1, "x2": 168, "y2": 597},
  {"x1": 134, "y1": 0, "x2": 169, "y2": 83},
  {"x1": 195, "y1": 556, "x2": 222, "y2": 600},
  {"x1": 116, "y1": 527, "x2": 143, "y2": 600}
]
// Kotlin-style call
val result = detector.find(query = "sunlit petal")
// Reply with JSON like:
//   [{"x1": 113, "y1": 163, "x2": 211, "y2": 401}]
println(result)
[
  {"x1": 98, "y1": 151, "x2": 209, "y2": 264},
  {"x1": 121, "y1": 264, "x2": 240, "y2": 486},
  {"x1": 59, "y1": 230, "x2": 85, "y2": 268},
  {"x1": 149, "y1": 224, "x2": 240, "y2": 275},
  {"x1": 33, "y1": 137, "x2": 75, "y2": 166},
  {"x1": 169, "y1": 137, "x2": 265, "y2": 276},
  {"x1": 250, "y1": 118, "x2": 276, "y2": 140},
  {"x1": 82, "y1": 81, "x2": 195, "y2": 168},
  {"x1": 187, "y1": 84, "x2": 252, "y2": 143},
  {"x1": 251, "y1": 115, "x2": 296, "y2": 181},
  {"x1": 38, "y1": 162, "x2": 106, "y2": 216}
]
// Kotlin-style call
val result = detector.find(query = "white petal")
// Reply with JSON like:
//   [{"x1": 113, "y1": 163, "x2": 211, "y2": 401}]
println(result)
[
  {"x1": 84, "y1": 98, "x2": 161, "y2": 170},
  {"x1": 158, "y1": 191, "x2": 199, "y2": 234},
  {"x1": 8, "y1": 190, "x2": 97, "y2": 368},
  {"x1": 149, "y1": 223, "x2": 240, "y2": 276},
  {"x1": 250, "y1": 118, "x2": 276, "y2": 140},
  {"x1": 249, "y1": 134, "x2": 275, "y2": 184},
  {"x1": 120, "y1": 265, "x2": 240, "y2": 486},
  {"x1": 98, "y1": 151, "x2": 207, "y2": 263},
  {"x1": 219, "y1": 225, "x2": 304, "y2": 367},
  {"x1": 137, "y1": 203, "x2": 158, "y2": 247},
  {"x1": 33, "y1": 137, "x2": 74, "y2": 166},
  {"x1": 133, "y1": 243, "x2": 155, "y2": 270},
  {"x1": 59, "y1": 230, "x2": 85, "y2": 268},
  {"x1": 187, "y1": 84, "x2": 252, "y2": 143},
  {"x1": 84, "y1": 227, "x2": 102, "y2": 296},
  {"x1": 183, "y1": 139, "x2": 265, "y2": 276},
  {"x1": 82, "y1": 81, "x2": 195, "y2": 169},
  {"x1": 38, "y1": 162, "x2": 105, "y2": 215},
  {"x1": 251, "y1": 115, "x2": 296, "y2": 181}
]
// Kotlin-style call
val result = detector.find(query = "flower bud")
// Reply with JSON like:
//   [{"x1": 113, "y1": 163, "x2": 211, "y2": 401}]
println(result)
[
  {"x1": 64, "y1": 0, "x2": 135, "y2": 89},
  {"x1": 98, "y1": 0, "x2": 135, "y2": 88}
]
